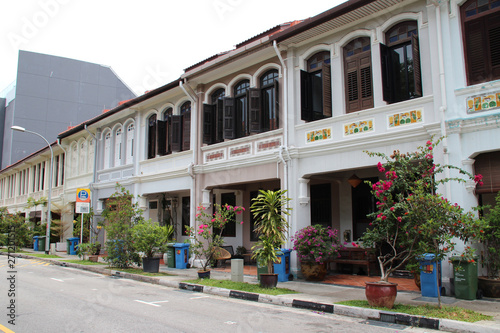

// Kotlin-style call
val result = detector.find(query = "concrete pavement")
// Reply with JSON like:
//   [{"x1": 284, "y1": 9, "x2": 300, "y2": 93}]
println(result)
[{"x1": 4, "y1": 249, "x2": 500, "y2": 333}]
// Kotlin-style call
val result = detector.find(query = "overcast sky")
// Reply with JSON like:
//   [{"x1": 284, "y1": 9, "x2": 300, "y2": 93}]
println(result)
[{"x1": 1, "y1": 0, "x2": 345, "y2": 97}]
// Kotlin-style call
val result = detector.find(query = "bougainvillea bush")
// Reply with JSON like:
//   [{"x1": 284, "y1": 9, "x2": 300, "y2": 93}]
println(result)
[
  {"x1": 292, "y1": 224, "x2": 343, "y2": 264},
  {"x1": 360, "y1": 138, "x2": 483, "y2": 286}
]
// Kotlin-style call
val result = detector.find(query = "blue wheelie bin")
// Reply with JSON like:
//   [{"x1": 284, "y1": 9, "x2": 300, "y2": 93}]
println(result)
[
  {"x1": 419, "y1": 254, "x2": 444, "y2": 297},
  {"x1": 173, "y1": 243, "x2": 190, "y2": 269}
]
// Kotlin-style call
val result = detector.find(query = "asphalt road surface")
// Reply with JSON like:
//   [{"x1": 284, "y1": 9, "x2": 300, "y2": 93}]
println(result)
[{"x1": 0, "y1": 255, "x2": 438, "y2": 333}]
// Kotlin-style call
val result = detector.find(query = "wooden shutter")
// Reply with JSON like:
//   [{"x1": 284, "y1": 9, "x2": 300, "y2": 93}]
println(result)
[
  {"x1": 202, "y1": 103, "x2": 214, "y2": 144},
  {"x1": 170, "y1": 115, "x2": 182, "y2": 152},
  {"x1": 411, "y1": 35, "x2": 422, "y2": 98},
  {"x1": 475, "y1": 152, "x2": 500, "y2": 194},
  {"x1": 345, "y1": 59, "x2": 359, "y2": 113},
  {"x1": 488, "y1": 14, "x2": 500, "y2": 81},
  {"x1": 157, "y1": 120, "x2": 167, "y2": 156},
  {"x1": 249, "y1": 88, "x2": 261, "y2": 133},
  {"x1": 147, "y1": 118, "x2": 156, "y2": 159},
  {"x1": 380, "y1": 43, "x2": 394, "y2": 103},
  {"x1": 322, "y1": 64, "x2": 332, "y2": 117},
  {"x1": 182, "y1": 110, "x2": 191, "y2": 151},
  {"x1": 223, "y1": 97, "x2": 235, "y2": 139},
  {"x1": 300, "y1": 70, "x2": 313, "y2": 121},
  {"x1": 360, "y1": 54, "x2": 373, "y2": 110},
  {"x1": 216, "y1": 99, "x2": 224, "y2": 142},
  {"x1": 465, "y1": 19, "x2": 488, "y2": 85},
  {"x1": 273, "y1": 79, "x2": 279, "y2": 130}
]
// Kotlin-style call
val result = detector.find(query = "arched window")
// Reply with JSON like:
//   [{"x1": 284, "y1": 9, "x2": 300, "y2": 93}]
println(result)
[
  {"x1": 461, "y1": 0, "x2": 500, "y2": 85},
  {"x1": 147, "y1": 114, "x2": 157, "y2": 159},
  {"x1": 344, "y1": 37, "x2": 373, "y2": 113},
  {"x1": 180, "y1": 101, "x2": 191, "y2": 151},
  {"x1": 260, "y1": 69, "x2": 279, "y2": 131},
  {"x1": 301, "y1": 51, "x2": 331, "y2": 121},
  {"x1": 71, "y1": 144, "x2": 78, "y2": 176},
  {"x1": 380, "y1": 21, "x2": 422, "y2": 103},
  {"x1": 79, "y1": 141, "x2": 86, "y2": 174},
  {"x1": 104, "y1": 132, "x2": 111, "y2": 169},
  {"x1": 114, "y1": 128, "x2": 122, "y2": 166},
  {"x1": 180, "y1": 101, "x2": 191, "y2": 114},
  {"x1": 233, "y1": 80, "x2": 250, "y2": 138},
  {"x1": 88, "y1": 139, "x2": 94, "y2": 173},
  {"x1": 126, "y1": 124, "x2": 134, "y2": 165},
  {"x1": 203, "y1": 89, "x2": 225, "y2": 144}
]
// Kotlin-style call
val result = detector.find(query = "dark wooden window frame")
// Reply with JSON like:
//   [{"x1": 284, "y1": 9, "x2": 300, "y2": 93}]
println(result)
[
  {"x1": 344, "y1": 37, "x2": 374, "y2": 113},
  {"x1": 301, "y1": 51, "x2": 332, "y2": 122}
]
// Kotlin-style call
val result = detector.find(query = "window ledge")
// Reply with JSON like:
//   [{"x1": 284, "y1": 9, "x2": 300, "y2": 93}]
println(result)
[
  {"x1": 454, "y1": 79, "x2": 500, "y2": 97},
  {"x1": 200, "y1": 128, "x2": 283, "y2": 152}
]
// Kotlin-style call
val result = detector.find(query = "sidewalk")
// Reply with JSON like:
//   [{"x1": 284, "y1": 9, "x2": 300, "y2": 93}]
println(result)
[{"x1": 7, "y1": 249, "x2": 500, "y2": 333}]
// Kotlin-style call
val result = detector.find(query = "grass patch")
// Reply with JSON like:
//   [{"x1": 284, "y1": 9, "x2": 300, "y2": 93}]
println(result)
[
  {"x1": 336, "y1": 300, "x2": 492, "y2": 323},
  {"x1": 184, "y1": 278, "x2": 298, "y2": 296},
  {"x1": 28, "y1": 253, "x2": 61, "y2": 258},
  {"x1": 0, "y1": 248, "x2": 30, "y2": 253},
  {"x1": 104, "y1": 267, "x2": 173, "y2": 277},
  {"x1": 62, "y1": 259, "x2": 107, "y2": 265}
]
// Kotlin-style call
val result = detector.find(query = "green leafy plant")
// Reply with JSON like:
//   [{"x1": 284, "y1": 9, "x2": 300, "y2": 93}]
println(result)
[
  {"x1": 251, "y1": 189, "x2": 291, "y2": 274},
  {"x1": 132, "y1": 220, "x2": 174, "y2": 258},
  {"x1": 187, "y1": 203, "x2": 245, "y2": 272},
  {"x1": 361, "y1": 138, "x2": 482, "y2": 306},
  {"x1": 102, "y1": 184, "x2": 143, "y2": 268},
  {"x1": 292, "y1": 224, "x2": 343, "y2": 264},
  {"x1": 478, "y1": 192, "x2": 500, "y2": 279},
  {"x1": 76, "y1": 242, "x2": 101, "y2": 259},
  {"x1": 0, "y1": 208, "x2": 32, "y2": 250}
]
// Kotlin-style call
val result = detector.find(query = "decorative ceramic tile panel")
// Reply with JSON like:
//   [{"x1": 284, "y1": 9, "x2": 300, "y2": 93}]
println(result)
[
  {"x1": 306, "y1": 128, "x2": 332, "y2": 143},
  {"x1": 257, "y1": 138, "x2": 281, "y2": 152},
  {"x1": 466, "y1": 92, "x2": 500, "y2": 114},
  {"x1": 229, "y1": 144, "x2": 251, "y2": 158},
  {"x1": 388, "y1": 109, "x2": 423, "y2": 128},
  {"x1": 205, "y1": 149, "x2": 225, "y2": 163},
  {"x1": 343, "y1": 119, "x2": 374, "y2": 137}
]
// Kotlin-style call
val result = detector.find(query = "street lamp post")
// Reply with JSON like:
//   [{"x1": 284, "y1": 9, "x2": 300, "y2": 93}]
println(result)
[{"x1": 11, "y1": 126, "x2": 54, "y2": 254}]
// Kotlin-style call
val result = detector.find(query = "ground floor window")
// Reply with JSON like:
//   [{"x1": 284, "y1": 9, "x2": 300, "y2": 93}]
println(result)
[
  {"x1": 181, "y1": 197, "x2": 190, "y2": 236},
  {"x1": 310, "y1": 183, "x2": 332, "y2": 228}
]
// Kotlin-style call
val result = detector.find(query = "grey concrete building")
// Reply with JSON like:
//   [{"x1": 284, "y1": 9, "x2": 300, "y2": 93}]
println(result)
[{"x1": 1, "y1": 50, "x2": 136, "y2": 169}]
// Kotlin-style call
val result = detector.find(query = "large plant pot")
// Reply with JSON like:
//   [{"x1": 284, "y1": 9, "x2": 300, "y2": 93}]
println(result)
[
  {"x1": 260, "y1": 274, "x2": 278, "y2": 288},
  {"x1": 300, "y1": 262, "x2": 327, "y2": 281},
  {"x1": 365, "y1": 282, "x2": 398, "y2": 309},
  {"x1": 197, "y1": 270, "x2": 211, "y2": 279},
  {"x1": 478, "y1": 276, "x2": 500, "y2": 298},
  {"x1": 88, "y1": 255, "x2": 99, "y2": 262},
  {"x1": 142, "y1": 257, "x2": 160, "y2": 273}
]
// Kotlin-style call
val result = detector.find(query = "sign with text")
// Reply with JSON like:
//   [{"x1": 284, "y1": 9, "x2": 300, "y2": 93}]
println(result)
[{"x1": 76, "y1": 188, "x2": 91, "y2": 213}]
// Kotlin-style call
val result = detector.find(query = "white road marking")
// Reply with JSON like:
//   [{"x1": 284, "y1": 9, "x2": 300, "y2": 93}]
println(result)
[
  {"x1": 51, "y1": 278, "x2": 75, "y2": 282},
  {"x1": 225, "y1": 321, "x2": 237, "y2": 325},
  {"x1": 134, "y1": 300, "x2": 169, "y2": 307},
  {"x1": 51, "y1": 278, "x2": 65, "y2": 282},
  {"x1": 190, "y1": 295, "x2": 210, "y2": 300}
]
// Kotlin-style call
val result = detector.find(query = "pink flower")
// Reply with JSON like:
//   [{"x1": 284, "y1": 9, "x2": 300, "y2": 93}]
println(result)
[
  {"x1": 426, "y1": 140, "x2": 432, "y2": 146},
  {"x1": 428, "y1": 146, "x2": 433, "y2": 151},
  {"x1": 397, "y1": 217, "x2": 402, "y2": 222},
  {"x1": 240, "y1": 221, "x2": 244, "y2": 225},
  {"x1": 377, "y1": 162, "x2": 386, "y2": 172}
]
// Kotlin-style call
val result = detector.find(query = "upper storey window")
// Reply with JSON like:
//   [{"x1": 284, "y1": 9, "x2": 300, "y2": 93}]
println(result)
[
  {"x1": 147, "y1": 114, "x2": 157, "y2": 159},
  {"x1": 260, "y1": 69, "x2": 279, "y2": 132},
  {"x1": 203, "y1": 89, "x2": 225, "y2": 144},
  {"x1": 344, "y1": 38, "x2": 373, "y2": 113},
  {"x1": 301, "y1": 51, "x2": 331, "y2": 121},
  {"x1": 233, "y1": 80, "x2": 250, "y2": 139},
  {"x1": 461, "y1": 0, "x2": 500, "y2": 85},
  {"x1": 380, "y1": 21, "x2": 422, "y2": 103}
]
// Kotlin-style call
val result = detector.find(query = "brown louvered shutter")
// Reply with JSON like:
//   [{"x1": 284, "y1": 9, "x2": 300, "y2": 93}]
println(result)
[
  {"x1": 322, "y1": 64, "x2": 332, "y2": 117},
  {"x1": 170, "y1": 115, "x2": 182, "y2": 152},
  {"x1": 411, "y1": 35, "x2": 422, "y2": 98},
  {"x1": 465, "y1": 19, "x2": 488, "y2": 85},
  {"x1": 301, "y1": 70, "x2": 313, "y2": 121},
  {"x1": 223, "y1": 97, "x2": 235, "y2": 139},
  {"x1": 488, "y1": 14, "x2": 500, "y2": 81},
  {"x1": 273, "y1": 79, "x2": 279, "y2": 130},
  {"x1": 182, "y1": 110, "x2": 191, "y2": 151},
  {"x1": 475, "y1": 151, "x2": 500, "y2": 194},
  {"x1": 203, "y1": 103, "x2": 214, "y2": 144},
  {"x1": 345, "y1": 59, "x2": 359, "y2": 113},
  {"x1": 216, "y1": 99, "x2": 224, "y2": 143},
  {"x1": 147, "y1": 115, "x2": 157, "y2": 159},
  {"x1": 380, "y1": 43, "x2": 394, "y2": 103},
  {"x1": 249, "y1": 88, "x2": 261, "y2": 133},
  {"x1": 157, "y1": 120, "x2": 167, "y2": 156},
  {"x1": 360, "y1": 55, "x2": 373, "y2": 109}
]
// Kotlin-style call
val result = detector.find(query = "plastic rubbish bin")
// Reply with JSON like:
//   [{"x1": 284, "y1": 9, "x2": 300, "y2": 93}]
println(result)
[
  {"x1": 33, "y1": 236, "x2": 39, "y2": 251},
  {"x1": 419, "y1": 253, "x2": 443, "y2": 297},
  {"x1": 173, "y1": 243, "x2": 190, "y2": 269},
  {"x1": 451, "y1": 257, "x2": 478, "y2": 300},
  {"x1": 273, "y1": 249, "x2": 291, "y2": 282},
  {"x1": 37, "y1": 236, "x2": 47, "y2": 252},
  {"x1": 67, "y1": 237, "x2": 80, "y2": 255},
  {"x1": 166, "y1": 243, "x2": 176, "y2": 268}
]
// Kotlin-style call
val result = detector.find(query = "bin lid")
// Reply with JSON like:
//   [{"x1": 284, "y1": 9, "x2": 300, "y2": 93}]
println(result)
[
  {"x1": 33, "y1": 236, "x2": 39, "y2": 239},
  {"x1": 421, "y1": 253, "x2": 436, "y2": 261},
  {"x1": 174, "y1": 243, "x2": 190, "y2": 248},
  {"x1": 67, "y1": 237, "x2": 80, "y2": 241}
]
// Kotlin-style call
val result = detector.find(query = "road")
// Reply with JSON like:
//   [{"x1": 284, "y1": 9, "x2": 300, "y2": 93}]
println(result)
[{"x1": 0, "y1": 255, "x2": 438, "y2": 333}]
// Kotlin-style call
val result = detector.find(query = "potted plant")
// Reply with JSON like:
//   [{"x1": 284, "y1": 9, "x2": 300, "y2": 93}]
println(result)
[
  {"x1": 478, "y1": 192, "x2": 500, "y2": 297},
  {"x1": 292, "y1": 224, "x2": 343, "y2": 281},
  {"x1": 251, "y1": 189, "x2": 291, "y2": 288},
  {"x1": 361, "y1": 138, "x2": 483, "y2": 308},
  {"x1": 132, "y1": 220, "x2": 174, "y2": 273},
  {"x1": 76, "y1": 242, "x2": 92, "y2": 261},
  {"x1": 187, "y1": 203, "x2": 245, "y2": 278}
]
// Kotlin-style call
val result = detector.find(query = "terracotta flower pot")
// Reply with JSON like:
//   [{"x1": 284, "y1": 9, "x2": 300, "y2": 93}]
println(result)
[
  {"x1": 300, "y1": 262, "x2": 327, "y2": 281},
  {"x1": 365, "y1": 281, "x2": 398, "y2": 309},
  {"x1": 478, "y1": 276, "x2": 500, "y2": 298}
]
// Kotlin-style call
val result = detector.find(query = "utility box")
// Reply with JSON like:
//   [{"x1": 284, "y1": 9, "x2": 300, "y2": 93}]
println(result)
[
  {"x1": 419, "y1": 253, "x2": 443, "y2": 297},
  {"x1": 173, "y1": 243, "x2": 190, "y2": 269},
  {"x1": 231, "y1": 258, "x2": 244, "y2": 282},
  {"x1": 273, "y1": 249, "x2": 291, "y2": 282}
]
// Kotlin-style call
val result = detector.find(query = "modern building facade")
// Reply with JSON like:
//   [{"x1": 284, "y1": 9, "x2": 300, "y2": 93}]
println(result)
[{"x1": 1, "y1": 0, "x2": 499, "y2": 290}]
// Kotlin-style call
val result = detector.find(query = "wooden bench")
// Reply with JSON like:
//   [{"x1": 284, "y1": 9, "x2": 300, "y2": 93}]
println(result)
[{"x1": 332, "y1": 248, "x2": 377, "y2": 276}]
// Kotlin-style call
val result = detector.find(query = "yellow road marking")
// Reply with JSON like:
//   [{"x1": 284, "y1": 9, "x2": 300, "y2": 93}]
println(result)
[{"x1": 0, "y1": 323, "x2": 15, "y2": 333}]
